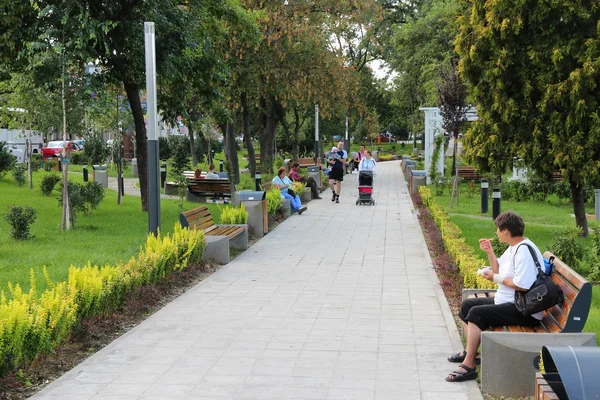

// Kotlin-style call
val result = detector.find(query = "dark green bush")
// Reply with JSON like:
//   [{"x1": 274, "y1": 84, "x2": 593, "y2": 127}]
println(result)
[
  {"x1": 70, "y1": 152, "x2": 88, "y2": 165},
  {"x1": 43, "y1": 158, "x2": 57, "y2": 171},
  {"x1": 12, "y1": 163, "x2": 27, "y2": 186},
  {"x1": 58, "y1": 181, "x2": 106, "y2": 224},
  {"x1": 30, "y1": 153, "x2": 43, "y2": 171},
  {"x1": 170, "y1": 136, "x2": 190, "y2": 175},
  {"x1": 84, "y1": 131, "x2": 109, "y2": 165},
  {"x1": 548, "y1": 228, "x2": 584, "y2": 271},
  {"x1": 40, "y1": 173, "x2": 61, "y2": 195},
  {"x1": 0, "y1": 142, "x2": 16, "y2": 178},
  {"x1": 159, "y1": 136, "x2": 172, "y2": 160},
  {"x1": 501, "y1": 180, "x2": 530, "y2": 202},
  {"x1": 4, "y1": 205, "x2": 37, "y2": 240}
]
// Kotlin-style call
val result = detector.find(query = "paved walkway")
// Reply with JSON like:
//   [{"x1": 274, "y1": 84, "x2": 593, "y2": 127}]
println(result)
[{"x1": 33, "y1": 161, "x2": 482, "y2": 400}]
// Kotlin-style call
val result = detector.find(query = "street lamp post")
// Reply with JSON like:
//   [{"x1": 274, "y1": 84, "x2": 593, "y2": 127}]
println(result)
[
  {"x1": 314, "y1": 104, "x2": 320, "y2": 161},
  {"x1": 145, "y1": 22, "x2": 160, "y2": 235}
]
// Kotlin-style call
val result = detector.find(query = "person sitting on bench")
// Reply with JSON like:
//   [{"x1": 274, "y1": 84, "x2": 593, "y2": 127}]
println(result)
[
  {"x1": 289, "y1": 162, "x2": 321, "y2": 200},
  {"x1": 446, "y1": 211, "x2": 543, "y2": 382}
]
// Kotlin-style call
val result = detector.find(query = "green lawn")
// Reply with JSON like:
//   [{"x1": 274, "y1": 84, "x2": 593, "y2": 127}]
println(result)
[
  {"x1": 0, "y1": 170, "x2": 223, "y2": 294},
  {"x1": 426, "y1": 184, "x2": 600, "y2": 343}
]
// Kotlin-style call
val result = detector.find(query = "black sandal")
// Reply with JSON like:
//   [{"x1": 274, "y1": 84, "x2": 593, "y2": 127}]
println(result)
[
  {"x1": 445, "y1": 364, "x2": 478, "y2": 382},
  {"x1": 447, "y1": 351, "x2": 481, "y2": 364}
]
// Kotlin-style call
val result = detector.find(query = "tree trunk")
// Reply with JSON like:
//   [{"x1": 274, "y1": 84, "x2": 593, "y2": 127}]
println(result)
[
  {"x1": 224, "y1": 113, "x2": 240, "y2": 184},
  {"x1": 188, "y1": 125, "x2": 197, "y2": 167},
  {"x1": 292, "y1": 108, "x2": 300, "y2": 161},
  {"x1": 241, "y1": 92, "x2": 256, "y2": 177},
  {"x1": 27, "y1": 138, "x2": 32, "y2": 190},
  {"x1": 61, "y1": 74, "x2": 71, "y2": 231},
  {"x1": 569, "y1": 178, "x2": 589, "y2": 237},
  {"x1": 123, "y1": 78, "x2": 148, "y2": 211},
  {"x1": 258, "y1": 97, "x2": 277, "y2": 174},
  {"x1": 451, "y1": 133, "x2": 458, "y2": 177}
]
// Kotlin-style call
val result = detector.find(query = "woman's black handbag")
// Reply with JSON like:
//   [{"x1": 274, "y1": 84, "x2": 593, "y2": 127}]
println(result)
[
  {"x1": 514, "y1": 244, "x2": 564, "y2": 316},
  {"x1": 287, "y1": 188, "x2": 295, "y2": 197}
]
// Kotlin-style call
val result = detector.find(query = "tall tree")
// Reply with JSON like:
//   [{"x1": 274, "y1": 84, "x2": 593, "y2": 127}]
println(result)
[{"x1": 456, "y1": 0, "x2": 600, "y2": 235}]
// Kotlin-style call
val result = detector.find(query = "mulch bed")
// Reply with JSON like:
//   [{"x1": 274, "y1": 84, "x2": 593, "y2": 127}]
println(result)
[
  {"x1": 0, "y1": 261, "x2": 221, "y2": 400},
  {"x1": 411, "y1": 192, "x2": 464, "y2": 326}
]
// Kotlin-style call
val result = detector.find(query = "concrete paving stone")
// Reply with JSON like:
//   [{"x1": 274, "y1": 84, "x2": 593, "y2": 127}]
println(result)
[
  {"x1": 111, "y1": 373, "x2": 164, "y2": 385},
  {"x1": 292, "y1": 366, "x2": 336, "y2": 378},
  {"x1": 375, "y1": 391, "x2": 422, "y2": 400},
  {"x1": 327, "y1": 388, "x2": 374, "y2": 400},
  {"x1": 421, "y1": 392, "x2": 470, "y2": 400},
  {"x1": 97, "y1": 383, "x2": 148, "y2": 397},
  {"x1": 375, "y1": 378, "x2": 421, "y2": 392},
  {"x1": 144, "y1": 383, "x2": 196, "y2": 396},
  {"x1": 281, "y1": 386, "x2": 329, "y2": 399},
  {"x1": 189, "y1": 384, "x2": 241, "y2": 397}
]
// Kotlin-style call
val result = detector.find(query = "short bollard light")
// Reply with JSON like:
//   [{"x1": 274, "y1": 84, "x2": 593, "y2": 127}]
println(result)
[
  {"x1": 255, "y1": 173, "x2": 262, "y2": 191},
  {"x1": 160, "y1": 161, "x2": 167, "y2": 188},
  {"x1": 492, "y1": 187, "x2": 501, "y2": 220},
  {"x1": 219, "y1": 160, "x2": 224, "y2": 172},
  {"x1": 83, "y1": 165, "x2": 88, "y2": 182},
  {"x1": 481, "y1": 179, "x2": 489, "y2": 214}
]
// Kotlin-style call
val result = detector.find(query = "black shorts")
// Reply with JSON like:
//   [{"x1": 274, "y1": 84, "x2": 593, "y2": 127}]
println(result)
[
  {"x1": 329, "y1": 168, "x2": 344, "y2": 181},
  {"x1": 459, "y1": 297, "x2": 539, "y2": 331}
]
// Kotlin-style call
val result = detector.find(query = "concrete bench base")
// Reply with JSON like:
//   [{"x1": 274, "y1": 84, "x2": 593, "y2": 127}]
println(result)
[
  {"x1": 164, "y1": 182, "x2": 179, "y2": 196},
  {"x1": 281, "y1": 198, "x2": 291, "y2": 217},
  {"x1": 481, "y1": 331, "x2": 597, "y2": 398},
  {"x1": 225, "y1": 224, "x2": 248, "y2": 250},
  {"x1": 186, "y1": 192, "x2": 207, "y2": 203},
  {"x1": 202, "y1": 235, "x2": 230, "y2": 265},
  {"x1": 245, "y1": 201, "x2": 265, "y2": 238}
]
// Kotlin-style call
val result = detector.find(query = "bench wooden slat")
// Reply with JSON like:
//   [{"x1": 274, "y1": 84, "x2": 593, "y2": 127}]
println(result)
[
  {"x1": 507, "y1": 325, "x2": 523, "y2": 333},
  {"x1": 180, "y1": 205, "x2": 244, "y2": 241}
]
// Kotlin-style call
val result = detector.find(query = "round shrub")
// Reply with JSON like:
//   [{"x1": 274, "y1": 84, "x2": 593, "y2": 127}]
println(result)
[
  {"x1": 40, "y1": 173, "x2": 61, "y2": 195},
  {"x1": 12, "y1": 163, "x2": 27, "y2": 186},
  {"x1": 70, "y1": 152, "x2": 88, "y2": 165},
  {"x1": 30, "y1": 153, "x2": 43, "y2": 171},
  {"x1": 4, "y1": 205, "x2": 37, "y2": 240}
]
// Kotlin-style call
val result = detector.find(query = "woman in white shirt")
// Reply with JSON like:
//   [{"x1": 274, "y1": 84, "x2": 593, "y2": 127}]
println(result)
[
  {"x1": 357, "y1": 150, "x2": 376, "y2": 177},
  {"x1": 446, "y1": 211, "x2": 543, "y2": 382}
]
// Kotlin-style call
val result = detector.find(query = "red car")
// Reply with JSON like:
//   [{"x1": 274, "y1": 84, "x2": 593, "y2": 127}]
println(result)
[{"x1": 41, "y1": 141, "x2": 83, "y2": 160}]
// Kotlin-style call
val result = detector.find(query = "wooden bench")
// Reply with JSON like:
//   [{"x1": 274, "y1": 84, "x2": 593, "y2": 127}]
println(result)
[
  {"x1": 457, "y1": 166, "x2": 481, "y2": 181},
  {"x1": 297, "y1": 157, "x2": 316, "y2": 168},
  {"x1": 187, "y1": 178, "x2": 232, "y2": 202},
  {"x1": 463, "y1": 251, "x2": 592, "y2": 333},
  {"x1": 243, "y1": 154, "x2": 261, "y2": 170},
  {"x1": 179, "y1": 205, "x2": 248, "y2": 251}
]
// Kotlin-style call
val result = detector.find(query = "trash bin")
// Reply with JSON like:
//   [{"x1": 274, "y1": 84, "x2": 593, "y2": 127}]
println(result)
[
  {"x1": 410, "y1": 170, "x2": 427, "y2": 194},
  {"x1": 307, "y1": 165, "x2": 321, "y2": 187},
  {"x1": 541, "y1": 345, "x2": 600, "y2": 400},
  {"x1": 403, "y1": 160, "x2": 416, "y2": 181},
  {"x1": 131, "y1": 158, "x2": 138, "y2": 178},
  {"x1": 239, "y1": 191, "x2": 267, "y2": 237},
  {"x1": 93, "y1": 164, "x2": 108, "y2": 188}
]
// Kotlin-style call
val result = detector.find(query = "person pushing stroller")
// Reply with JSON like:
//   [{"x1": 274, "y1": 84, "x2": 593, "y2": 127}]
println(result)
[{"x1": 356, "y1": 150, "x2": 376, "y2": 206}]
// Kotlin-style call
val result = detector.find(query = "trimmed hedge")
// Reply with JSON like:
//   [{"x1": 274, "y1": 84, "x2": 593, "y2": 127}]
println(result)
[
  {"x1": 419, "y1": 186, "x2": 495, "y2": 290},
  {"x1": 0, "y1": 223, "x2": 205, "y2": 377}
]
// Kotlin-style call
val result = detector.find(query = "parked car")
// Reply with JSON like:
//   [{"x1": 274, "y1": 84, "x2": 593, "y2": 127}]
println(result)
[
  {"x1": 73, "y1": 139, "x2": 85, "y2": 149},
  {"x1": 41, "y1": 141, "x2": 83, "y2": 160},
  {"x1": 377, "y1": 134, "x2": 395, "y2": 143}
]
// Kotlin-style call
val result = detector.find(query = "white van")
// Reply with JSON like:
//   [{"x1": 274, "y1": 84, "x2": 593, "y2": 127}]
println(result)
[
  {"x1": 2, "y1": 144, "x2": 25, "y2": 163},
  {"x1": 0, "y1": 129, "x2": 44, "y2": 156}
]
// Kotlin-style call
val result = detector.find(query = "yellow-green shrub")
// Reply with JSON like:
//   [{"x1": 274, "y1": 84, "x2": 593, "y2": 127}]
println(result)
[
  {"x1": 378, "y1": 153, "x2": 395, "y2": 161},
  {"x1": 220, "y1": 204, "x2": 249, "y2": 225},
  {"x1": 0, "y1": 222, "x2": 205, "y2": 378},
  {"x1": 266, "y1": 189, "x2": 283, "y2": 215},
  {"x1": 418, "y1": 186, "x2": 495, "y2": 290}
]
